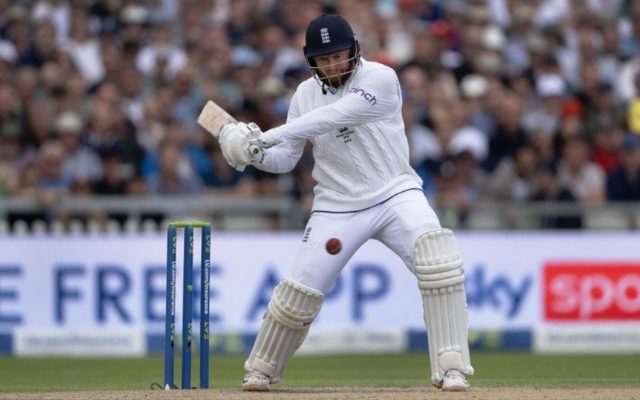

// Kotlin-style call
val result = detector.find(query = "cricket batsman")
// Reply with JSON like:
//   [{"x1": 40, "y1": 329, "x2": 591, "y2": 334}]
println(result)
[{"x1": 217, "y1": 14, "x2": 474, "y2": 392}]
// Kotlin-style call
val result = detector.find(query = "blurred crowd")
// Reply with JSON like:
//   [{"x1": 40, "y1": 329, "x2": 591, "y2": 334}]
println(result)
[{"x1": 1, "y1": 0, "x2": 640, "y2": 228}]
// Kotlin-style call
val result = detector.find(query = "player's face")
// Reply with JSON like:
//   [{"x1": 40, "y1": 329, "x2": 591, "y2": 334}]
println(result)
[{"x1": 314, "y1": 49, "x2": 352, "y2": 87}]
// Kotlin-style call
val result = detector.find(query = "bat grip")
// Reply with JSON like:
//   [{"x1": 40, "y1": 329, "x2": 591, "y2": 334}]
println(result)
[{"x1": 249, "y1": 144, "x2": 260, "y2": 155}]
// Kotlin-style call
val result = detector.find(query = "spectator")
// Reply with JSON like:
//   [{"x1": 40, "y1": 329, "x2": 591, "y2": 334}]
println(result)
[
  {"x1": 64, "y1": 72, "x2": 91, "y2": 117},
  {"x1": 485, "y1": 93, "x2": 527, "y2": 171},
  {"x1": 171, "y1": 66, "x2": 205, "y2": 132},
  {"x1": 142, "y1": 122, "x2": 212, "y2": 186},
  {"x1": 607, "y1": 135, "x2": 640, "y2": 201},
  {"x1": 0, "y1": 38, "x2": 18, "y2": 66},
  {"x1": 54, "y1": 111, "x2": 103, "y2": 184},
  {"x1": 530, "y1": 164, "x2": 583, "y2": 229},
  {"x1": 418, "y1": 96, "x2": 488, "y2": 174},
  {"x1": 37, "y1": 140, "x2": 70, "y2": 203},
  {"x1": 619, "y1": 0, "x2": 640, "y2": 60},
  {"x1": 0, "y1": 82, "x2": 23, "y2": 164},
  {"x1": 501, "y1": 4, "x2": 537, "y2": 75},
  {"x1": 0, "y1": 0, "x2": 638, "y2": 229},
  {"x1": 92, "y1": 147, "x2": 132, "y2": 227},
  {"x1": 136, "y1": 22, "x2": 187, "y2": 83},
  {"x1": 434, "y1": 149, "x2": 487, "y2": 228},
  {"x1": 14, "y1": 67, "x2": 38, "y2": 106},
  {"x1": 117, "y1": 65, "x2": 145, "y2": 129},
  {"x1": 596, "y1": 22, "x2": 622, "y2": 87},
  {"x1": 592, "y1": 121, "x2": 624, "y2": 174},
  {"x1": 85, "y1": 98, "x2": 144, "y2": 174},
  {"x1": 487, "y1": 145, "x2": 541, "y2": 201},
  {"x1": 253, "y1": 76, "x2": 289, "y2": 131},
  {"x1": 399, "y1": 65, "x2": 429, "y2": 122},
  {"x1": 583, "y1": 82, "x2": 624, "y2": 136},
  {"x1": 94, "y1": 148, "x2": 128, "y2": 195},
  {"x1": 402, "y1": 104, "x2": 431, "y2": 165},
  {"x1": 401, "y1": 29, "x2": 444, "y2": 76},
  {"x1": 31, "y1": 0, "x2": 71, "y2": 43},
  {"x1": 146, "y1": 140, "x2": 203, "y2": 195},
  {"x1": 626, "y1": 72, "x2": 640, "y2": 136},
  {"x1": 460, "y1": 74, "x2": 494, "y2": 136},
  {"x1": 100, "y1": 42, "x2": 125, "y2": 85},
  {"x1": 553, "y1": 99, "x2": 585, "y2": 159},
  {"x1": 557, "y1": 136, "x2": 606, "y2": 205},
  {"x1": 523, "y1": 73, "x2": 566, "y2": 136},
  {"x1": 5, "y1": 5, "x2": 31, "y2": 61},
  {"x1": 23, "y1": 100, "x2": 56, "y2": 152},
  {"x1": 61, "y1": 8, "x2": 104, "y2": 84},
  {"x1": 19, "y1": 20, "x2": 57, "y2": 67}
]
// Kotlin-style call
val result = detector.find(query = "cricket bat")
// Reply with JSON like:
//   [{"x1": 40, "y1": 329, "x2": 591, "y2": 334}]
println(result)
[
  {"x1": 197, "y1": 100, "x2": 261, "y2": 155},
  {"x1": 197, "y1": 100, "x2": 237, "y2": 138}
]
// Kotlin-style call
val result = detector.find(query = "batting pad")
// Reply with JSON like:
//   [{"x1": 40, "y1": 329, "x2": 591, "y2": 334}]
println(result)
[
  {"x1": 414, "y1": 229, "x2": 474, "y2": 384},
  {"x1": 244, "y1": 279, "x2": 324, "y2": 383}
]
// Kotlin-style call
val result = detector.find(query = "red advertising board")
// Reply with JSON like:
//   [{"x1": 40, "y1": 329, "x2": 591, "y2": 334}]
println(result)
[{"x1": 544, "y1": 262, "x2": 640, "y2": 321}]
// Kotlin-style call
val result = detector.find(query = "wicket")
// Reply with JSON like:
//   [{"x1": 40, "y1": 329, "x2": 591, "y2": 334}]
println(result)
[{"x1": 164, "y1": 221, "x2": 211, "y2": 390}]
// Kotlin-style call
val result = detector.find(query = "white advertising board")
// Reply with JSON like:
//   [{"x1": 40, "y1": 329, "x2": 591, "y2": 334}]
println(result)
[{"x1": 0, "y1": 232, "x2": 638, "y2": 354}]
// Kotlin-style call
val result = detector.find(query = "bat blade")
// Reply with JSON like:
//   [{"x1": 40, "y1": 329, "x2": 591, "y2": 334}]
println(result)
[{"x1": 197, "y1": 100, "x2": 237, "y2": 138}]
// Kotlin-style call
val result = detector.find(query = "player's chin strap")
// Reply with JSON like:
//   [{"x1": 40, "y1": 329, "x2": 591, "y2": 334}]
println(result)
[
  {"x1": 310, "y1": 52, "x2": 361, "y2": 95},
  {"x1": 414, "y1": 229, "x2": 474, "y2": 384},
  {"x1": 315, "y1": 73, "x2": 344, "y2": 95},
  {"x1": 245, "y1": 279, "x2": 324, "y2": 383}
]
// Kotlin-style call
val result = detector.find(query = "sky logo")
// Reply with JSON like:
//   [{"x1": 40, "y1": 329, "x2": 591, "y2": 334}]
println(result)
[{"x1": 465, "y1": 263, "x2": 532, "y2": 319}]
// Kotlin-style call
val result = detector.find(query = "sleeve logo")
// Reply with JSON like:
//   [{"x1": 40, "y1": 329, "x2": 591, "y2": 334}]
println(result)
[{"x1": 348, "y1": 87, "x2": 377, "y2": 105}]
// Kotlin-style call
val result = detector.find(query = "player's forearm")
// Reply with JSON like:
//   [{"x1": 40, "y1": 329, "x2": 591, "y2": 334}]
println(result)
[
  {"x1": 262, "y1": 95, "x2": 395, "y2": 144},
  {"x1": 252, "y1": 145, "x2": 300, "y2": 174}
]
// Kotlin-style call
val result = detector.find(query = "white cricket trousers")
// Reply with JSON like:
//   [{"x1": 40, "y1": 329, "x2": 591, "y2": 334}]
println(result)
[{"x1": 290, "y1": 189, "x2": 441, "y2": 294}]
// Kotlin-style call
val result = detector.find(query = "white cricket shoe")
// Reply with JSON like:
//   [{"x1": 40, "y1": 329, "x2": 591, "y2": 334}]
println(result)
[
  {"x1": 242, "y1": 370, "x2": 270, "y2": 391},
  {"x1": 440, "y1": 369, "x2": 470, "y2": 392}
]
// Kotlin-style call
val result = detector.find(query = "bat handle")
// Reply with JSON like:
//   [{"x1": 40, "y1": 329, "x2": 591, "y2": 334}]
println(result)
[{"x1": 249, "y1": 144, "x2": 260, "y2": 155}]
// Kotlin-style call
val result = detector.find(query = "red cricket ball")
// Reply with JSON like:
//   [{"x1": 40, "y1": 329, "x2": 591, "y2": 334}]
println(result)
[{"x1": 325, "y1": 238, "x2": 342, "y2": 255}]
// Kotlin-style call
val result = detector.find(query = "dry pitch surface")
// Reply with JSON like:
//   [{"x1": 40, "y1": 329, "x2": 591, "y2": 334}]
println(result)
[{"x1": 1, "y1": 387, "x2": 639, "y2": 400}]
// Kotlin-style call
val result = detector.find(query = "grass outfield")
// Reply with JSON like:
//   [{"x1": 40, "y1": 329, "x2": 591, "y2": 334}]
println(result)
[{"x1": 0, "y1": 353, "x2": 638, "y2": 393}]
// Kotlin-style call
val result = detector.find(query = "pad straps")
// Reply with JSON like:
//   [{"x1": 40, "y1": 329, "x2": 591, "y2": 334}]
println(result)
[
  {"x1": 414, "y1": 229, "x2": 474, "y2": 383},
  {"x1": 245, "y1": 279, "x2": 324, "y2": 382}
]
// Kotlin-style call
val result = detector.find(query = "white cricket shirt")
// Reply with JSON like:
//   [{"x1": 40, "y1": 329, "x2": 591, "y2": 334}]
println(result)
[{"x1": 257, "y1": 58, "x2": 423, "y2": 212}]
